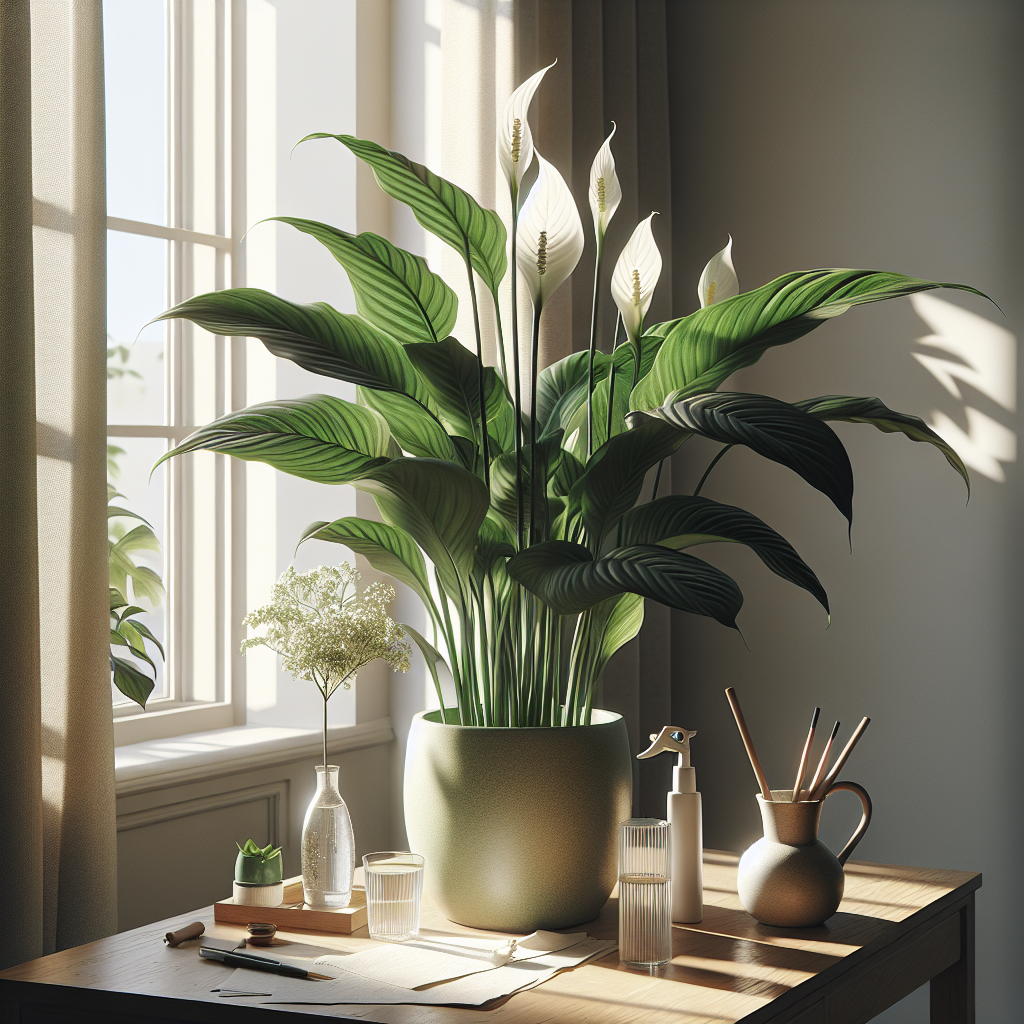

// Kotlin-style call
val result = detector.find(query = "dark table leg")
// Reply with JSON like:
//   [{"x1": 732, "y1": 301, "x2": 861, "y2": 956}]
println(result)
[{"x1": 930, "y1": 893, "x2": 975, "y2": 1024}]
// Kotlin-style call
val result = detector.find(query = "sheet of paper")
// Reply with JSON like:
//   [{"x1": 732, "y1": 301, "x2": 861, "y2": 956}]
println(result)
[
  {"x1": 315, "y1": 941, "x2": 514, "y2": 990},
  {"x1": 221, "y1": 936, "x2": 616, "y2": 1006}
]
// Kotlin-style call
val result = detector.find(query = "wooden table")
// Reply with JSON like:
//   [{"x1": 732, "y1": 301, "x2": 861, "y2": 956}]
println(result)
[{"x1": 0, "y1": 851, "x2": 979, "y2": 1023}]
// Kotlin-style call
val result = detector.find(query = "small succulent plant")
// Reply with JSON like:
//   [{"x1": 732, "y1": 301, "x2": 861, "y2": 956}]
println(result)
[{"x1": 235, "y1": 839, "x2": 283, "y2": 885}]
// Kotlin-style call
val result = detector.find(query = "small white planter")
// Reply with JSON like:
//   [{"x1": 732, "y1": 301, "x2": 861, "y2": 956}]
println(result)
[{"x1": 232, "y1": 880, "x2": 284, "y2": 908}]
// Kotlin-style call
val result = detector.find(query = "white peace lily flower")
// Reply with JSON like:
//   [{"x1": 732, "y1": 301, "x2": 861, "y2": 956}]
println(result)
[
  {"x1": 610, "y1": 213, "x2": 662, "y2": 342},
  {"x1": 588, "y1": 122, "x2": 621, "y2": 242},
  {"x1": 697, "y1": 235, "x2": 739, "y2": 308},
  {"x1": 516, "y1": 153, "x2": 585, "y2": 309},
  {"x1": 497, "y1": 60, "x2": 556, "y2": 190}
]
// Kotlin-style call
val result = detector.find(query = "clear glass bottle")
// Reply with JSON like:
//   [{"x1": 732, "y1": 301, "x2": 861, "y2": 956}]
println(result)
[{"x1": 301, "y1": 765, "x2": 354, "y2": 908}]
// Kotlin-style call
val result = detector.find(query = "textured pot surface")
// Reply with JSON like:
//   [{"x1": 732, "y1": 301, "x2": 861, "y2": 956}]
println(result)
[
  {"x1": 737, "y1": 793, "x2": 845, "y2": 928},
  {"x1": 404, "y1": 709, "x2": 632, "y2": 932}
]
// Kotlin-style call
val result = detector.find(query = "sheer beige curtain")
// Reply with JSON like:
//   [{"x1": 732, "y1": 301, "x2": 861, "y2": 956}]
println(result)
[
  {"x1": 0, "y1": 0, "x2": 115, "y2": 969},
  {"x1": 514, "y1": 0, "x2": 677, "y2": 814}
]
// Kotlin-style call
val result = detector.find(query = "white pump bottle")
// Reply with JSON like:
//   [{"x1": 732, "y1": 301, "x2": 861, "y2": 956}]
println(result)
[{"x1": 638, "y1": 726, "x2": 704, "y2": 923}]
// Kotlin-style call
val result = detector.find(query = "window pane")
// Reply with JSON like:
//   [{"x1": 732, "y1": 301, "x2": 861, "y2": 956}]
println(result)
[
  {"x1": 104, "y1": 0, "x2": 167, "y2": 225},
  {"x1": 109, "y1": 436, "x2": 168, "y2": 704},
  {"x1": 108, "y1": 230, "x2": 166, "y2": 425}
]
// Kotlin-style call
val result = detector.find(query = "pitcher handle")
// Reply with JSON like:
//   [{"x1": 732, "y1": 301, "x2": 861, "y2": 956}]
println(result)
[{"x1": 823, "y1": 781, "x2": 873, "y2": 865}]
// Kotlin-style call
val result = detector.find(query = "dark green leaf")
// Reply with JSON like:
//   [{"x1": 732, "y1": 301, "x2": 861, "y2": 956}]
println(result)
[
  {"x1": 659, "y1": 392, "x2": 854, "y2": 527},
  {"x1": 490, "y1": 435, "x2": 562, "y2": 535},
  {"x1": 298, "y1": 516, "x2": 432, "y2": 606},
  {"x1": 355, "y1": 459, "x2": 489, "y2": 598},
  {"x1": 631, "y1": 271, "x2": 985, "y2": 411},
  {"x1": 570, "y1": 418, "x2": 689, "y2": 547},
  {"x1": 618, "y1": 494, "x2": 829, "y2": 614},
  {"x1": 404, "y1": 337, "x2": 515, "y2": 454},
  {"x1": 154, "y1": 288, "x2": 433, "y2": 402},
  {"x1": 155, "y1": 395, "x2": 395, "y2": 484},
  {"x1": 111, "y1": 655, "x2": 155, "y2": 709},
  {"x1": 307, "y1": 134, "x2": 507, "y2": 294},
  {"x1": 107, "y1": 505, "x2": 152, "y2": 527},
  {"x1": 507, "y1": 540, "x2": 742, "y2": 627},
  {"x1": 271, "y1": 218, "x2": 457, "y2": 344},
  {"x1": 357, "y1": 386, "x2": 464, "y2": 463},
  {"x1": 794, "y1": 394, "x2": 970, "y2": 495}
]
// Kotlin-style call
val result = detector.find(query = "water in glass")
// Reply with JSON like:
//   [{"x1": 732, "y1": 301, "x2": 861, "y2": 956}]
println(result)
[{"x1": 363, "y1": 852, "x2": 424, "y2": 942}]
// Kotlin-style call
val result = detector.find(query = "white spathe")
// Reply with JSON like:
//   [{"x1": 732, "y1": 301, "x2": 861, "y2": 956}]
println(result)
[
  {"x1": 516, "y1": 153, "x2": 585, "y2": 308},
  {"x1": 611, "y1": 213, "x2": 663, "y2": 342},
  {"x1": 698, "y1": 235, "x2": 739, "y2": 308},
  {"x1": 497, "y1": 60, "x2": 556, "y2": 191},
  {"x1": 588, "y1": 122, "x2": 621, "y2": 242}
]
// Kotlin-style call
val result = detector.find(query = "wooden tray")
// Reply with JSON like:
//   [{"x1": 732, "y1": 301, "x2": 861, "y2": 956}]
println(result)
[{"x1": 213, "y1": 876, "x2": 367, "y2": 934}]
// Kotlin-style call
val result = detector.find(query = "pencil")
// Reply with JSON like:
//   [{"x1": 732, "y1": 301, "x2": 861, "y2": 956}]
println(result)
[
  {"x1": 804, "y1": 720, "x2": 841, "y2": 800},
  {"x1": 725, "y1": 687, "x2": 771, "y2": 800},
  {"x1": 811, "y1": 717, "x2": 870, "y2": 800},
  {"x1": 791, "y1": 707, "x2": 820, "y2": 801}
]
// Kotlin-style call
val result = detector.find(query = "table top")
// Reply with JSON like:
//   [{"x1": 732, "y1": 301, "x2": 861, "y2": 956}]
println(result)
[{"x1": 0, "y1": 851, "x2": 980, "y2": 1024}]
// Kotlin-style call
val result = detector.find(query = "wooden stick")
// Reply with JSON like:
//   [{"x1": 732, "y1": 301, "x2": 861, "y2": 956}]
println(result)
[
  {"x1": 725, "y1": 687, "x2": 771, "y2": 800},
  {"x1": 811, "y1": 717, "x2": 870, "y2": 800},
  {"x1": 804, "y1": 720, "x2": 840, "y2": 800},
  {"x1": 791, "y1": 707, "x2": 820, "y2": 801}
]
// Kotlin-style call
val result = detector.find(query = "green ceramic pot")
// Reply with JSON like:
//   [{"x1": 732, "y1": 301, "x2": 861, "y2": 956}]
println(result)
[{"x1": 403, "y1": 708, "x2": 632, "y2": 932}]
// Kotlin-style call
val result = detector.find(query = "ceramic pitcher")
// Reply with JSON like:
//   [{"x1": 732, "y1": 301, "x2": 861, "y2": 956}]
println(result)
[{"x1": 737, "y1": 783, "x2": 872, "y2": 928}]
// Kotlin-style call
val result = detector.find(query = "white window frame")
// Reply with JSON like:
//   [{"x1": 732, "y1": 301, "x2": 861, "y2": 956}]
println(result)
[{"x1": 110, "y1": 0, "x2": 248, "y2": 745}]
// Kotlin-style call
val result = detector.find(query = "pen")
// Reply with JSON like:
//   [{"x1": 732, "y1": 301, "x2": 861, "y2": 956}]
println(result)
[{"x1": 199, "y1": 947, "x2": 332, "y2": 980}]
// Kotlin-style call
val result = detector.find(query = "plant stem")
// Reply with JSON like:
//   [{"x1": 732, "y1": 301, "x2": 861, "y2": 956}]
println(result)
[
  {"x1": 604, "y1": 313, "x2": 624, "y2": 447},
  {"x1": 586, "y1": 234, "x2": 604, "y2": 459},
  {"x1": 510, "y1": 189, "x2": 525, "y2": 551},
  {"x1": 323, "y1": 694, "x2": 328, "y2": 773},
  {"x1": 529, "y1": 306, "x2": 543, "y2": 545},
  {"x1": 492, "y1": 290, "x2": 509, "y2": 386},
  {"x1": 651, "y1": 458, "x2": 665, "y2": 502},
  {"x1": 464, "y1": 243, "x2": 490, "y2": 489},
  {"x1": 694, "y1": 444, "x2": 733, "y2": 496}
]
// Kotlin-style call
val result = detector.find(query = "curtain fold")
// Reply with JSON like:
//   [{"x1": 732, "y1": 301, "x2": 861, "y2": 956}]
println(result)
[
  {"x1": 0, "y1": 0, "x2": 116, "y2": 969},
  {"x1": 514, "y1": 0, "x2": 677, "y2": 813}
]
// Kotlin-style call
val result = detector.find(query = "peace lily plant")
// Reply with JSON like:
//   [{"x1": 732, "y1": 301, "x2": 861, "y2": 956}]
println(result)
[{"x1": 153, "y1": 66, "x2": 975, "y2": 729}]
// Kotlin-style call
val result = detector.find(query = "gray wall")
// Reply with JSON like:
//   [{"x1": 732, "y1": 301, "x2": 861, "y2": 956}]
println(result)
[{"x1": 662, "y1": 2, "x2": 1023, "y2": 1020}]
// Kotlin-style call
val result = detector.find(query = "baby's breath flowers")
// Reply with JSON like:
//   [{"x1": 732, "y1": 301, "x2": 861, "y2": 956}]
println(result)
[{"x1": 242, "y1": 564, "x2": 411, "y2": 769}]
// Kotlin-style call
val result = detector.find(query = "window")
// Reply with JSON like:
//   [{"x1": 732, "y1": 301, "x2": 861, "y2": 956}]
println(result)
[
  {"x1": 106, "y1": 0, "x2": 242, "y2": 742},
  {"x1": 106, "y1": 0, "x2": 368, "y2": 748}
]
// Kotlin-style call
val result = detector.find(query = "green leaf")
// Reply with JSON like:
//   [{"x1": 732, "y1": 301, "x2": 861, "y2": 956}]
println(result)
[
  {"x1": 402, "y1": 622, "x2": 452, "y2": 712},
  {"x1": 154, "y1": 288, "x2": 433, "y2": 402},
  {"x1": 298, "y1": 516, "x2": 432, "y2": 606},
  {"x1": 506, "y1": 541, "x2": 742, "y2": 627},
  {"x1": 590, "y1": 593, "x2": 645, "y2": 678},
  {"x1": 618, "y1": 495, "x2": 829, "y2": 614},
  {"x1": 125, "y1": 565, "x2": 164, "y2": 605},
  {"x1": 107, "y1": 505, "x2": 152, "y2": 527},
  {"x1": 631, "y1": 271, "x2": 985, "y2": 411},
  {"x1": 794, "y1": 394, "x2": 970, "y2": 495},
  {"x1": 111, "y1": 655, "x2": 155, "y2": 709},
  {"x1": 658, "y1": 392, "x2": 854, "y2": 527},
  {"x1": 562, "y1": 372, "x2": 630, "y2": 462},
  {"x1": 308, "y1": 134, "x2": 507, "y2": 294},
  {"x1": 110, "y1": 523, "x2": 160, "y2": 557},
  {"x1": 570, "y1": 418, "x2": 688, "y2": 547},
  {"x1": 355, "y1": 459, "x2": 489, "y2": 599},
  {"x1": 121, "y1": 616, "x2": 165, "y2": 660},
  {"x1": 473, "y1": 513, "x2": 515, "y2": 585},
  {"x1": 357, "y1": 386, "x2": 465, "y2": 464},
  {"x1": 404, "y1": 337, "x2": 516, "y2": 454},
  {"x1": 271, "y1": 218, "x2": 457, "y2": 344},
  {"x1": 490, "y1": 435, "x2": 563, "y2": 536},
  {"x1": 155, "y1": 395, "x2": 395, "y2": 484}
]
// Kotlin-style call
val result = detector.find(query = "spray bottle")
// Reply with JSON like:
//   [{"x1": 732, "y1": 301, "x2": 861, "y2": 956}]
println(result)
[{"x1": 638, "y1": 726, "x2": 703, "y2": 923}]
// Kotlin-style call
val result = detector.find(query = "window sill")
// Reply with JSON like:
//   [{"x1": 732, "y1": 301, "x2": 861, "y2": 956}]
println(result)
[{"x1": 114, "y1": 716, "x2": 395, "y2": 796}]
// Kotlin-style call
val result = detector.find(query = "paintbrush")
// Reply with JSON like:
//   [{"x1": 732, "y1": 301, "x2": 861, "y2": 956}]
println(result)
[
  {"x1": 725, "y1": 687, "x2": 771, "y2": 800},
  {"x1": 791, "y1": 707, "x2": 820, "y2": 801}
]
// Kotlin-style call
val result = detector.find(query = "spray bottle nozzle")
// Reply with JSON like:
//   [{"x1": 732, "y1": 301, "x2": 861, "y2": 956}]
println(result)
[{"x1": 637, "y1": 725, "x2": 697, "y2": 769}]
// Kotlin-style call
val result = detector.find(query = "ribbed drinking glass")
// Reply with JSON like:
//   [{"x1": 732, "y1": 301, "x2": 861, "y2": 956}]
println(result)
[
  {"x1": 363, "y1": 852, "x2": 424, "y2": 942},
  {"x1": 618, "y1": 818, "x2": 672, "y2": 967}
]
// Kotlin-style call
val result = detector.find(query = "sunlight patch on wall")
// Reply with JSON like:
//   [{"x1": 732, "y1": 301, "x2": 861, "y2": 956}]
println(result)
[{"x1": 911, "y1": 293, "x2": 1017, "y2": 483}]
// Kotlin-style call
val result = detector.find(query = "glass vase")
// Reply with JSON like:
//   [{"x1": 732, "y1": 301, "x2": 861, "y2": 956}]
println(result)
[{"x1": 301, "y1": 764, "x2": 355, "y2": 908}]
